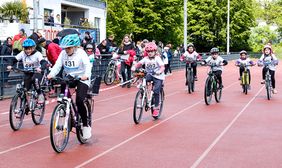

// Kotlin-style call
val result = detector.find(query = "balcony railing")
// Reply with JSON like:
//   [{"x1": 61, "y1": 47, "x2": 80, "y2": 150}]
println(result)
[{"x1": 64, "y1": 0, "x2": 106, "y2": 9}]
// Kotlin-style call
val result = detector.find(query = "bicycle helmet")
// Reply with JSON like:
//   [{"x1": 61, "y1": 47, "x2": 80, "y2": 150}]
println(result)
[
  {"x1": 60, "y1": 34, "x2": 81, "y2": 48},
  {"x1": 187, "y1": 43, "x2": 194, "y2": 48},
  {"x1": 145, "y1": 42, "x2": 157, "y2": 52},
  {"x1": 210, "y1": 47, "x2": 219, "y2": 54},
  {"x1": 239, "y1": 50, "x2": 247, "y2": 55},
  {"x1": 263, "y1": 45, "x2": 272, "y2": 52},
  {"x1": 85, "y1": 43, "x2": 94, "y2": 49},
  {"x1": 22, "y1": 39, "x2": 36, "y2": 48}
]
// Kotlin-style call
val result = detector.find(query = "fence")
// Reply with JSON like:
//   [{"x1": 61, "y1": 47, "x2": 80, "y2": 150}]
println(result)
[{"x1": 0, "y1": 52, "x2": 261, "y2": 100}]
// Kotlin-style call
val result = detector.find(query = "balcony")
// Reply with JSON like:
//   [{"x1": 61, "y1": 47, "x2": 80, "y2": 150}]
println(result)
[{"x1": 64, "y1": 0, "x2": 106, "y2": 9}]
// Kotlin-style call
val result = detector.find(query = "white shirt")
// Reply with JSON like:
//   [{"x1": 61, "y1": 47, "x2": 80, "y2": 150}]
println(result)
[
  {"x1": 236, "y1": 58, "x2": 253, "y2": 70},
  {"x1": 16, "y1": 51, "x2": 44, "y2": 70},
  {"x1": 205, "y1": 56, "x2": 225, "y2": 71},
  {"x1": 49, "y1": 48, "x2": 92, "y2": 86},
  {"x1": 259, "y1": 54, "x2": 278, "y2": 71},
  {"x1": 182, "y1": 51, "x2": 199, "y2": 61},
  {"x1": 139, "y1": 56, "x2": 165, "y2": 80}
]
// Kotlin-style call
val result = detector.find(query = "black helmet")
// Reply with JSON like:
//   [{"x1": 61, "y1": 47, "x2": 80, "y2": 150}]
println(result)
[{"x1": 210, "y1": 47, "x2": 219, "y2": 54}]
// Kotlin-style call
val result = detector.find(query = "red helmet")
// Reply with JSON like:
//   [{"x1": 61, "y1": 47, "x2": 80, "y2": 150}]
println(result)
[{"x1": 145, "y1": 42, "x2": 157, "y2": 52}]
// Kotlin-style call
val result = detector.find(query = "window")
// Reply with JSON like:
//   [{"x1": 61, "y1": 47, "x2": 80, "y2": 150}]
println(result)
[
  {"x1": 94, "y1": 17, "x2": 100, "y2": 29},
  {"x1": 44, "y1": 8, "x2": 53, "y2": 25}
]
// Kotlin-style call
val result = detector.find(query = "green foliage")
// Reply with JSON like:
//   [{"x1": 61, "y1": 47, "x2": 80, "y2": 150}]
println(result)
[
  {"x1": 248, "y1": 26, "x2": 278, "y2": 52},
  {"x1": 0, "y1": 0, "x2": 28, "y2": 23},
  {"x1": 106, "y1": 0, "x2": 256, "y2": 51}
]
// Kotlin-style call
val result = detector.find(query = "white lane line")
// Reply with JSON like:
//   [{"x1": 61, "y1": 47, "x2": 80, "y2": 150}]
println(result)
[
  {"x1": 0, "y1": 112, "x2": 9, "y2": 115},
  {"x1": 0, "y1": 91, "x2": 180, "y2": 155},
  {"x1": 190, "y1": 86, "x2": 264, "y2": 168},
  {"x1": 75, "y1": 82, "x2": 238, "y2": 168}
]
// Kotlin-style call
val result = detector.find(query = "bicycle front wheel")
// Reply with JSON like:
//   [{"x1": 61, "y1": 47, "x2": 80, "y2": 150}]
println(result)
[
  {"x1": 104, "y1": 68, "x2": 116, "y2": 85},
  {"x1": 9, "y1": 93, "x2": 26, "y2": 131},
  {"x1": 204, "y1": 77, "x2": 213, "y2": 105},
  {"x1": 50, "y1": 103, "x2": 71, "y2": 153},
  {"x1": 133, "y1": 90, "x2": 145, "y2": 124},
  {"x1": 32, "y1": 93, "x2": 46, "y2": 125},
  {"x1": 266, "y1": 80, "x2": 271, "y2": 100}
]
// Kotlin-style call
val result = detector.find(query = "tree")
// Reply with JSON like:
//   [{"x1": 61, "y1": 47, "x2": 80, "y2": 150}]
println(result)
[{"x1": 0, "y1": 0, "x2": 28, "y2": 23}]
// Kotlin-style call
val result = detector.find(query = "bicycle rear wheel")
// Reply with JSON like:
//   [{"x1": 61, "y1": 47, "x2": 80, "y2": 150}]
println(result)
[
  {"x1": 215, "y1": 82, "x2": 222, "y2": 103},
  {"x1": 204, "y1": 77, "x2": 213, "y2": 105},
  {"x1": 76, "y1": 100, "x2": 92, "y2": 144},
  {"x1": 50, "y1": 103, "x2": 71, "y2": 153},
  {"x1": 104, "y1": 68, "x2": 116, "y2": 85},
  {"x1": 133, "y1": 90, "x2": 145, "y2": 124},
  {"x1": 9, "y1": 93, "x2": 25, "y2": 131},
  {"x1": 32, "y1": 93, "x2": 46, "y2": 125},
  {"x1": 152, "y1": 87, "x2": 165, "y2": 120}
]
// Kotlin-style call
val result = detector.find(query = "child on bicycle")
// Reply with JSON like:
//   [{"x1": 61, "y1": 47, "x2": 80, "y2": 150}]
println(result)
[
  {"x1": 258, "y1": 45, "x2": 278, "y2": 94},
  {"x1": 47, "y1": 34, "x2": 93, "y2": 139},
  {"x1": 201, "y1": 47, "x2": 228, "y2": 88},
  {"x1": 180, "y1": 43, "x2": 201, "y2": 84},
  {"x1": 131, "y1": 42, "x2": 165, "y2": 117},
  {"x1": 235, "y1": 50, "x2": 255, "y2": 87},
  {"x1": 7, "y1": 39, "x2": 48, "y2": 104}
]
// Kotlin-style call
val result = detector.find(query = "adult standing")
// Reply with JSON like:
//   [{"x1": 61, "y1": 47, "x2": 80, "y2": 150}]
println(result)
[
  {"x1": 1, "y1": 37, "x2": 13, "y2": 87},
  {"x1": 12, "y1": 28, "x2": 27, "y2": 55},
  {"x1": 29, "y1": 31, "x2": 43, "y2": 53},
  {"x1": 166, "y1": 43, "x2": 173, "y2": 75},
  {"x1": 118, "y1": 34, "x2": 135, "y2": 88},
  {"x1": 97, "y1": 40, "x2": 109, "y2": 54},
  {"x1": 47, "y1": 13, "x2": 55, "y2": 26}
]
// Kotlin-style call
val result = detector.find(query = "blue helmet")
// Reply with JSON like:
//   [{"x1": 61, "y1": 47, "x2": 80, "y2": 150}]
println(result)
[
  {"x1": 60, "y1": 34, "x2": 81, "y2": 48},
  {"x1": 22, "y1": 39, "x2": 36, "y2": 48}
]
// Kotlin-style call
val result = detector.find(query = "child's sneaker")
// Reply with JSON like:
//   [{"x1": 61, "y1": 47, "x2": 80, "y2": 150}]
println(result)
[
  {"x1": 261, "y1": 80, "x2": 265, "y2": 84},
  {"x1": 272, "y1": 89, "x2": 278, "y2": 94},
  {"x1": 152, "y1": 109, "x2": 159, "y2": 117}
]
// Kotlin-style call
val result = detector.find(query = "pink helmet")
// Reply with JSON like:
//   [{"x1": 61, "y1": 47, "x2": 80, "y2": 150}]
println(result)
[{"x1": 145, "y1": 42, "x2": 157, "y2": 52}]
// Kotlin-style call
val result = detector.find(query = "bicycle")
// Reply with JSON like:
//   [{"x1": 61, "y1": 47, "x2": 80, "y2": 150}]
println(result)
[
  {"x1": 9, "y1": 67, "x2": 46, "y2": 131},
  {"x1": 263, "y1": 61, "x2": 273, "y2": 100},
  {"x1": 203, "y1": 63, "x2": 223, "y2": 105},
  {"x1": 239, "y1": 63, "x2": 251, "y2": 95},
  {"x1": 133, "y1": 69, "x2": 165, "y2": 124},
  {"x1": 103, "y1": 58, "x2": 121, "y2": 85},
  {"x1": 184, "y1": 57, "x2": 196, "y2": 94},
  {"x1": 50, "y1": 75, "x2": 97, "y2": 153}
]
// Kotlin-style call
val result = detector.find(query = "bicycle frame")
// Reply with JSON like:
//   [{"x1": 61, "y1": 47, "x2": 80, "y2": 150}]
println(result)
[{"x1": 138, "y1": 77, "x2": 154, "y2": 110}]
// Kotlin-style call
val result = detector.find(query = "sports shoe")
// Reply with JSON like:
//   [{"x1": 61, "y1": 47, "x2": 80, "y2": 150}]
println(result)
[
  {"x1": 194, "y1": 76, "x2": 198, "y2": 81},
  {"x1": 272, "y1": 89, "x2": 278, "y2": 94},
  {"x1": 38, "y1": 94, "x2": 45, "y2": 104},
  {"x1": 82, "y1": 126, "x2": 92, "y2": 139},
  {"x1": 152, "y1": 109, "x2": 159, "y2": 117},
  {"x1": 127, "y1": 83, "x2": 131, "y2": 88},
  {"x1": 261, "y1": 80, "x2": 265, "y2": 84},
  {"x1": 238, "y1": 77, "x2": 241, "y2": 80},
  {"x1": 185, "y1": 80, "x2": 188, "y2": 86}
]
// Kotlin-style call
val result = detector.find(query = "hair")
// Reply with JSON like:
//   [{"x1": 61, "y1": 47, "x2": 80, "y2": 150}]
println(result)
[{"x1": 120, "y1": 34, "x2": 131, "y2": 50}]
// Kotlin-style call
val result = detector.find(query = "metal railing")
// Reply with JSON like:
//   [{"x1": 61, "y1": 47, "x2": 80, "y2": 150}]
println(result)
[{"x1": 0, "y1": 52, "x2": 260, "y2": 99}]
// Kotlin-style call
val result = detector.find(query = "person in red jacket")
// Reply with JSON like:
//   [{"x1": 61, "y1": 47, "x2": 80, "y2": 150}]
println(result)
[
  {"x1": 12, "y1": 28, "x2": 27, "y2": 55},
  {"x1": 39, "y1": 38, "x2": 62, "y2": 98},
  {"x1": 39, "y1": 38, "x2": 62, "y2": 66}
]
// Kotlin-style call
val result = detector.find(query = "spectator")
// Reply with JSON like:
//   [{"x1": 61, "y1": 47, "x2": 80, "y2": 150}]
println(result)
[
  {"x1": 106, "y1": 35, "x2": 117, "y2": 52},
  {"x1": 166, "y1": 43, "x2": 173, "y2": 75},
  {"x1": 157, "y1": 41, "x2": 163, "y2": 55},
  {"x1": 1, "y1": 37, "x2": 13, "y2": 87},
  {"x1": 47, "y1": 13, "x2": 55, "y2": 26},
  {"x1": 81, "y1": 31, "x2": 93, "y2": 48},
  {"x1": 97, "y1": 40, "x2": 109, "y2": 54},
  {"x1": 39, "y1": 38, "x2": 61, "y2": 67},
  {"x1": 12, "y1": 28, "x2": 27, "y2": 55},
  {"x1": 117, "y1": 34, "x2": 135, "y2": 88},
  {"x1": 29, "y1": 31, "x2": 43, "y2": 53},
  {"x1": 55, "y1": 14, "x2": 61, "y2": 27}
]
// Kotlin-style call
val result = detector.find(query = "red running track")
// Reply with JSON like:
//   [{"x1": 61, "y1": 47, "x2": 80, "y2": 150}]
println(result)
[{"x1": 0, "y1": 61, "x2": 281, "y2": 168}]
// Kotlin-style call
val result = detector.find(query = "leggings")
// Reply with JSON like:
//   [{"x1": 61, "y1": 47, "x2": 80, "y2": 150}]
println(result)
[
  {"x1": 121, "y1": 62, "x2": 132, "y2": 83},
  {"x1": 145, "y1": 74, "x2": 163, "y2": 108},
  {"x1": 24, "y1": 73, "x2": 43, "y2": 94},
  {"x1": 262, "y1": 67, "x2": 275, "y2": 88}
]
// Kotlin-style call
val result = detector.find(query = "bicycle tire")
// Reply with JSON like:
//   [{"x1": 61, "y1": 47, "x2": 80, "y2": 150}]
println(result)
[
  {"x1": 266, "y1": 80, "x2": 271, "y2": 100},
  {"x1": 32, "y1": 93, "x2": 46, "y2": 125},
  {"x1": 187, "y1": 70, "x2": 191, "y2": 94},
  {"x1": 215, "y1": 82, "x2": 222, "y2": 103},
  {"x1": 104, "y1": 68, "x2": 116, "y2": 85},
  {"x1": 204, "y1": 77, "x2": 213, "y2": 105},
  {"x1": 152, "y1": 87, "x2": 165, "y2": 120},
  {"x1": 190, "y1": 70, "x2": 195, "y2": 92},
  {"x1": 76, "y1": 100, "x2": 92, "y2": 144},
  {"x1": 9, "y1": 93, "x2": 25, "y2": 131},
  {"x1": 50, "y1": 103, "x2": 71, "y2": 153},
  {"x1": 133, "y1": 90, "x2": 145, "y2": 124}
]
